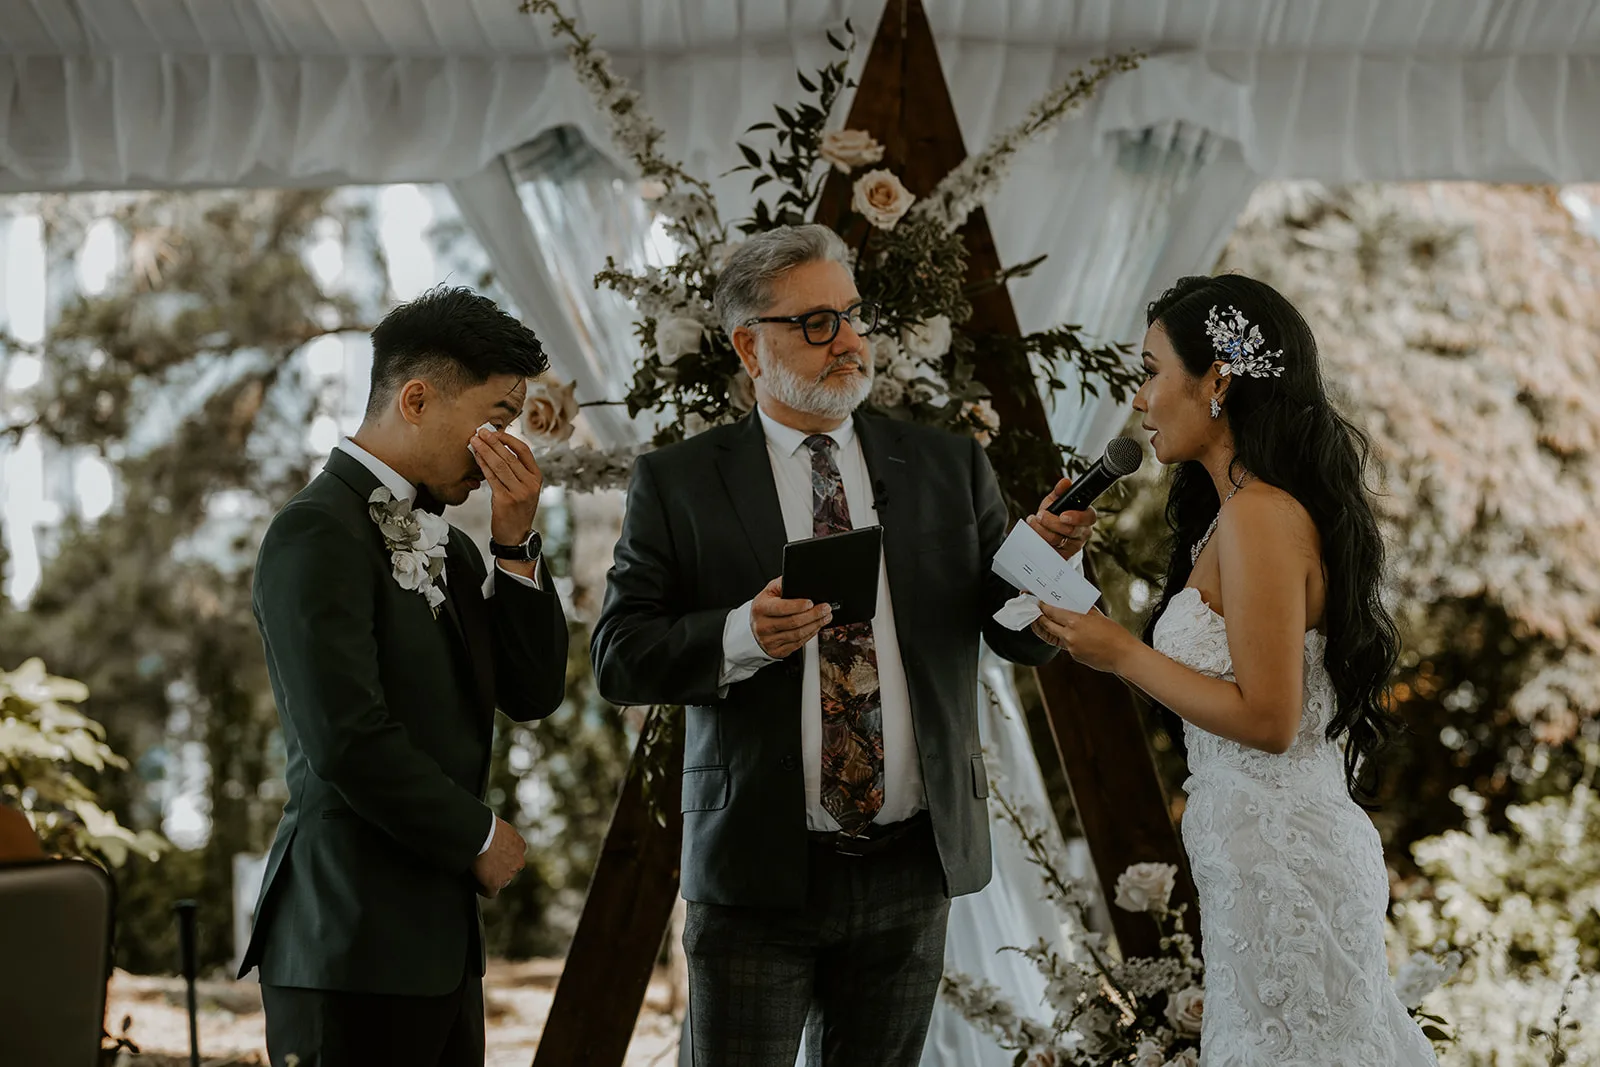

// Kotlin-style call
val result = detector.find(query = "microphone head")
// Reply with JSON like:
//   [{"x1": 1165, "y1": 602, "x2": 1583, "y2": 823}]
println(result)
[{"x1": 1102, "y1": 436, "x2": 1144, "y2": 477}]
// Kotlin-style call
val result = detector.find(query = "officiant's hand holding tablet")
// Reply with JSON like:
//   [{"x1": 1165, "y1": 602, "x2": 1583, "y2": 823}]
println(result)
[{"x1": 782, "y1": 525, "x2": 883, "y2": 629}]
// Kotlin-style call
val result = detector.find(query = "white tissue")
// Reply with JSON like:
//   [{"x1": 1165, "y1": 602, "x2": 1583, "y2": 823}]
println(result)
[
  {"x1": 470, "y1": 421, "x2": 497, "y2": 455},
  {"x1": 994, "y1": 592, "x2": 1044, "y2": 631}
]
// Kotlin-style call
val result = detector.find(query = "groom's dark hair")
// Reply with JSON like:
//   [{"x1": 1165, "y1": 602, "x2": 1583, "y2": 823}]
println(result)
[{"x1": 365, "y1": 285, "x2": 548, "y2": 418}]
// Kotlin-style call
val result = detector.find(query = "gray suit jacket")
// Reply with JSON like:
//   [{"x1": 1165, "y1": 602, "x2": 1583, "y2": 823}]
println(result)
[
  {"x1": 590, "y1": 411, "x2": 1056, "y2": 908},
  {"x1": 240, "y1": 449, "x2": 568, "y2": 995}
]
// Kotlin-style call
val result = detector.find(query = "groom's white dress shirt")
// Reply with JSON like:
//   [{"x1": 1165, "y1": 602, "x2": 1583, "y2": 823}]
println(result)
[
  {"x1": 716, "y1": 409, "x2": 927, "y2": 833},
  {"x1": 336, "y1": 437, "x2": 539, "y2": 857}
]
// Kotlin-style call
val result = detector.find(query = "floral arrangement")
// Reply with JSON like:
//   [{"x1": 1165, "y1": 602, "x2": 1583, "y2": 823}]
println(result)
[
  {"x1": 519, "y1": 0, "x2": 1145, "y2": 505},
  {"x1": 940, "y1": 775, "x2": 1206, "y2": 1066},
  {"x1": 368, "y1": 487, "x2": 450, "y2": 617}
]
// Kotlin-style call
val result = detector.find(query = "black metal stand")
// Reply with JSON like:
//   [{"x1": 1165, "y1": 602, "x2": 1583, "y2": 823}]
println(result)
[{"x1": 174, "y1": 898, "x2": 200, "y2": 1067}]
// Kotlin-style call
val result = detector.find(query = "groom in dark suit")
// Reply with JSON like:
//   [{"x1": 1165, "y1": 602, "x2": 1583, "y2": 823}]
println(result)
[
  {"x1": 592, "y1": 226, "x2": 1096, "y2": 1065},
  {"x1": 241, "y1": 286, "x2": 569, "y2": 1067}
]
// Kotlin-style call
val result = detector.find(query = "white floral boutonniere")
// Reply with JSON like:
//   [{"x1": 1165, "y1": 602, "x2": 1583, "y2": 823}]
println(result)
[{"x1": 368, "y1": 487, "x2": 450, "y2": 617}]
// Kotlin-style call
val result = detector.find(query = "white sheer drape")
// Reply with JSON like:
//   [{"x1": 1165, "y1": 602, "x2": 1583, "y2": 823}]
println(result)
[{"x1": 445, "y1": 130, "x2": 649, "y2": 449}]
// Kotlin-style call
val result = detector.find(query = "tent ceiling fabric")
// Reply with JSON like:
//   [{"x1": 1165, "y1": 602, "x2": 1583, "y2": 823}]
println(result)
[{"x1": 3, "y1": 0, "x2": 1600, "y2": 192}]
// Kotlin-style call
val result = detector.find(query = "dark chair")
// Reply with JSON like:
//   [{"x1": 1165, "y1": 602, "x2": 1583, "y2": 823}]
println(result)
[{"x1": 0, "y1": 856, "x2": 117, "y2": 1067}]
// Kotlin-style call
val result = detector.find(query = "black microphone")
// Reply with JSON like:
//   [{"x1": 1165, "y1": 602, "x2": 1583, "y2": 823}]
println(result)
[{"x1": 1047, "y1": 436, "x2": 1143, "y2": 515}]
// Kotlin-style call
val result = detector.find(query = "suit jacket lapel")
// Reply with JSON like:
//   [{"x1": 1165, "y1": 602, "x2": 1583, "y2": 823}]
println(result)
[
  {"x1": 854, "y1": 413, "x2": 920, "y2": 634},
  {"x1": 325, "y1": 449, "x2": 492, "y2": 714},
  {"x1": 716, "y1": 412, "x2": 789, "y2": 580}
]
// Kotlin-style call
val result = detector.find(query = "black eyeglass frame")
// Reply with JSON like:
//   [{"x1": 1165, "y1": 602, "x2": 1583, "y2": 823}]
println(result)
[{"x1": 742, "y1": 301, "x2": 882, "y2": 346}]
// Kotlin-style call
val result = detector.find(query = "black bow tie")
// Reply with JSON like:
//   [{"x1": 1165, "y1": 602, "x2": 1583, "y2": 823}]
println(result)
[{"x1": 412, "y1": 486, "x2": 445, "y2": 516}]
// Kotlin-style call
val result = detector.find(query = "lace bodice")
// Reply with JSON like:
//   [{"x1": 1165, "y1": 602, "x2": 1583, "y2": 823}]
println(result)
[
  {"x1": 1150, "y1": 586, "x2": 1437, "y2": 1066},
  {"x1": 1152, "y1": 587, "x2": 1346, "y2": 796}
]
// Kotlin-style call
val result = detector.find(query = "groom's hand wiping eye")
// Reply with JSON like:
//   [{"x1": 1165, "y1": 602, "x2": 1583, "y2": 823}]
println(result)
[{"x1": 469, "y1": 427, "x2": 545, "y2": 547}]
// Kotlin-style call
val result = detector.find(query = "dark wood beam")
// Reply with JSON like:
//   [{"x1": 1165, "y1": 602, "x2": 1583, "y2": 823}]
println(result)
[{"x1": 530, "y1": 710, "x2": 683, "y2": 1067}]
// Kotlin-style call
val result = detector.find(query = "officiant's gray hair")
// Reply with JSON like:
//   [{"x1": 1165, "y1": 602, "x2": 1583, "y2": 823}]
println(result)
[{"x1": 714, "y1": 224, "x2": 854, "y2": 339}]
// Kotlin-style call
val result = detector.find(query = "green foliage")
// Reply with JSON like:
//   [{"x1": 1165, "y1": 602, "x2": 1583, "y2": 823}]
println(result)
[
  {"x1": 0, "y1": 656, "x2": 167, "y2": 867},
  {"x1": 727, "y1": 23, "x2": 856, "y2": 228}
]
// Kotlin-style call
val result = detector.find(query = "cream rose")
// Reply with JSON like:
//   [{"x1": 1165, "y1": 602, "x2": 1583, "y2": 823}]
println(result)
[
  {"x1": 1165, "y1": 986, "x2": 1204, "y2": 1037},
  {"x1": 637, "y1": 178, "x2": 668, "y2": 200},
  {"x1": 820, "y1": 129, "x2": 886, "y2": 173},
  {"x1": 851, "y1": 169, "x2": 916, "y2": 230},
  {"x1": 655, "y1": 316, "x2": 704, "y2": 366},
  {"x1": 1115, "y1": 862, "x2": 1179, "y2": 914},
  {"x1": 901, "y1": 314, "x2": 953, "y2": 361},
  {"x1": 522, "y1": 376, "x2": 580, "y2": 447}
]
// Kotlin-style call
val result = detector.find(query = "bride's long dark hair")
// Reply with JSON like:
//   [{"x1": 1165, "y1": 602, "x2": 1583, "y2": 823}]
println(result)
[{"x1": 1140, "y1": 274, "x2": 1402, "y2": 799}]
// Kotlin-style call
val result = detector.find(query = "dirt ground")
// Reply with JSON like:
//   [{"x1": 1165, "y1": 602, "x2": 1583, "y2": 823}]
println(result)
[{"x1": 104, "y1": 959, "x2": 683, "y2": 1066}]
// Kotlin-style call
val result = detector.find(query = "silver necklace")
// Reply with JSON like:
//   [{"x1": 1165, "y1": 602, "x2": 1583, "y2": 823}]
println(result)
[{"x1": 1191, "y1": 482, "x2": 1243, "y2": 566}]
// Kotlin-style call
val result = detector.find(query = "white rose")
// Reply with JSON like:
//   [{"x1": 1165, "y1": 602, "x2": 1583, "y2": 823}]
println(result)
[
  {"x1": 851, "y1": 169, "x2": 916, "y2": 230},
  {"x1": 1164, "y1": 1049, "x2": 1199, "y2": 1067},
  {"x1": 1133, "y1": 1040, "x2": 1166, "y2": 1067},
  {"x1": 819, "y1": 129, "x2": 886, "y2": 173},
  {"x1": 728, "y1": 371, "x2": 756, "y2": 414},
  {"x1": 901, "y1": 315, "x2": 952, "y2": 361},
  {"x1": 1115, "y1": 862, "x2": 1179, "y2": 914},
  {"x1": 1165, "y1": 986, "x2": 1204, "y2": 1037},
  {"x1": 655, "y1": 316, "x2": 704, "y2": 366},
  {"x1": 414, "y1": 510, "x2": 450, "y2": 554},
  {"x1": 869, "y1": 374, "x2": 906, "y2": 409},
  {"x1": 522, "y1": 376, "x2": 580, "y2": 447},
  {"x1": 391, "y1": 549, "x2": 434, "y2": 594}
]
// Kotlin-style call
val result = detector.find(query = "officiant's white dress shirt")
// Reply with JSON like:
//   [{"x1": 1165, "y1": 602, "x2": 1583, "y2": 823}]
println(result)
[
  {"x1": 717, "y1": 410, "x2": 927, "y2": 832},
  {"x1": 336, "y1": 437, "x2": 540, "y2": 856}
]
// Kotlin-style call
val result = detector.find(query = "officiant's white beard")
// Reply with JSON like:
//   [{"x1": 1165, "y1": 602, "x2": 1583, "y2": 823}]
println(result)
[{"x1": 754, "y1": 342, "x2": 873, "y2": 421}]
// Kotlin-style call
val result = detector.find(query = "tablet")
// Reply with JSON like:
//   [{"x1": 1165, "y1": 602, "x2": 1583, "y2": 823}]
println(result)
[{"x1": 781, "y1": 525, "x2": 883, "y2": 629}]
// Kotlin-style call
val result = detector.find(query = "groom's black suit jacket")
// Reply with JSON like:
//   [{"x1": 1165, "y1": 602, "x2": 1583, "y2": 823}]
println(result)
[
  {"x1": 240, "y1": 449, "x2": 567, "y2": 996},
  {"x1": 591, "y1": 411, "x2": 1056, "y2": 909}
]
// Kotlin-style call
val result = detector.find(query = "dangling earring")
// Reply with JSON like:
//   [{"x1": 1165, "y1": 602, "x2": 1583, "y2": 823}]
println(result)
[{"x1": 1209, "y1": 397, "x2": 1222, "y2": 419}]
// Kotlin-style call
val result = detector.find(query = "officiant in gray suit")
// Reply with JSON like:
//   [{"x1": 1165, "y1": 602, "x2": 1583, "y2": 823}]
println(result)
[{"x1": 591, "y1": 225, "x2": 1096, "y2": 1066}]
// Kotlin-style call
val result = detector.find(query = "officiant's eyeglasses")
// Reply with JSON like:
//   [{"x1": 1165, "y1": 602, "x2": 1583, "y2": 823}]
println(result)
[{"x1": 744, "y1": 301, "x2": 880, "y2": 346}]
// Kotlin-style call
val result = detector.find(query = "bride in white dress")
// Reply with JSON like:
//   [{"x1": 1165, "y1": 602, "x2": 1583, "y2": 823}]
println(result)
[{"x1": 1029, "y1": 274, "x2": 1436, "y2": 1066}]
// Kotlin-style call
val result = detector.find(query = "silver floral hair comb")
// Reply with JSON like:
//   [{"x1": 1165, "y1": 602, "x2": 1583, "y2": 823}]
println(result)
[{"x1": 1205, "y1": 305, "x2": 1284, "y2": 379}]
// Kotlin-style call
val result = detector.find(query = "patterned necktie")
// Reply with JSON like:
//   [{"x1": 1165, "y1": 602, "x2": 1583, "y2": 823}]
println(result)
[{"x1": 804, "y1": 434, "x2": 884, "y2": 835}]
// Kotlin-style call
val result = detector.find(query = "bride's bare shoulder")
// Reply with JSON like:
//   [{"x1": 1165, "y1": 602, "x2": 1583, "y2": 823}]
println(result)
[{"x1": 1218, "y1": 481, "x2": 1321, "y2": 559}]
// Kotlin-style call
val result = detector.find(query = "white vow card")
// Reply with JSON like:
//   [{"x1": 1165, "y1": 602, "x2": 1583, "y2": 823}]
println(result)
[{"x1": 991, "y1": 520, "x2": 1102, "y2": 614}]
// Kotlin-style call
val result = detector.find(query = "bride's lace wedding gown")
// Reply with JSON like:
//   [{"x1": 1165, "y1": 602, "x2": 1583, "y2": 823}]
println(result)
[{"x1": 1152, "y1": 587, "x2": 1437, "y2": 1066}]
